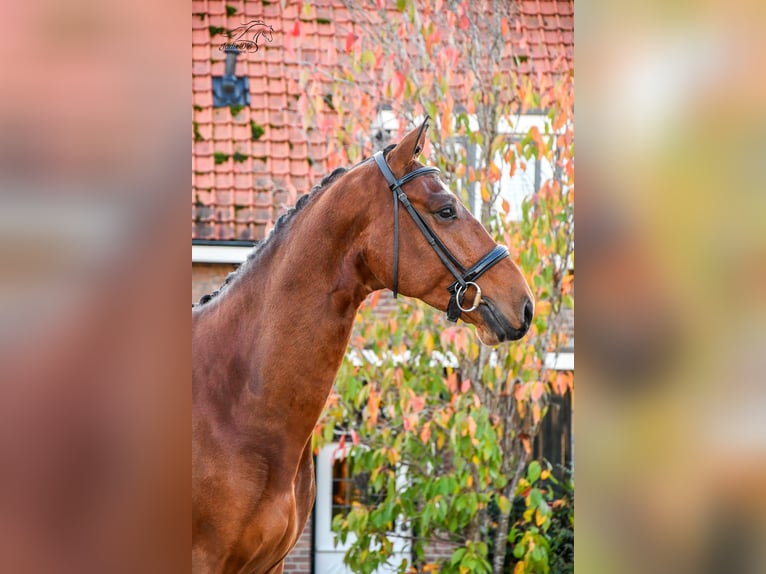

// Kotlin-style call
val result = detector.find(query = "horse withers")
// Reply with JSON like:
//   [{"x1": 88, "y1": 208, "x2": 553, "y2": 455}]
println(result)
[{"x1": 192, "y1": 118, "x2": 533, "y2": 574}]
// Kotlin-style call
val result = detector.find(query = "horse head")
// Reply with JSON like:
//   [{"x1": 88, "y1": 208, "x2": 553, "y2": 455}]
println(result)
[{"x1": 362, "y1": 118, "x2": 534, "y2": 345}]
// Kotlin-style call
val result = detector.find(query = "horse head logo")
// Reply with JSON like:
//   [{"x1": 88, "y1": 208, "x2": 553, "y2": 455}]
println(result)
[{"x1": 220, "y1": 20, "x2": 274, "y2": 53}]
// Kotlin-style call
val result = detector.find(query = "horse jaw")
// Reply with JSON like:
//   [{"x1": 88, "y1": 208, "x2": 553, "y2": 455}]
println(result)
[{"x1": 475, "y1": 324, "x2": 502, "y2": 346}]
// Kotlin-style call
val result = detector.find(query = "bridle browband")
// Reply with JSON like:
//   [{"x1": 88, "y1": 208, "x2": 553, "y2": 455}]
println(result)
[{"x1": 372, "y1": 150, "x2": 510, "y2": 323}]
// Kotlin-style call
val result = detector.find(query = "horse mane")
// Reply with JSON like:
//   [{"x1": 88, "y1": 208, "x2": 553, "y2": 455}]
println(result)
[
  {"x1": 193, "y1": 165, "x2": 349, "y2": 308},
  {"x1": 193, "y1": 145, "x2": 398, "y2": 308}
]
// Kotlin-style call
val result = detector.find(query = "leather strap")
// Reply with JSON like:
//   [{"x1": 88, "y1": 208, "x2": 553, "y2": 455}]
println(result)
[{"x1": 373, "y1": 151, "x2": 441, "y2": 297}]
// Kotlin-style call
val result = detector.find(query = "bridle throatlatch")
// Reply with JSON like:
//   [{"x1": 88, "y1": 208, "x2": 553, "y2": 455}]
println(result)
[{"x1": 372, "y1": 150, "x2": 510, "y2": 323}]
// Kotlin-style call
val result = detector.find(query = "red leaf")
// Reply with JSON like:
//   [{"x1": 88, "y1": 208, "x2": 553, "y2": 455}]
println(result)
[
  {"x1": 345, "y1": 32, "x2": 358, "y2": 53},
  {"x1": 459, "y1": 15, "x2": 469, "y2": 30},
  {"x1": 394, "y1": 70, "x2": 405, "y2": 100},
  {"x1": 291, "y1": 20, "x2": 300, "y2": 37}
]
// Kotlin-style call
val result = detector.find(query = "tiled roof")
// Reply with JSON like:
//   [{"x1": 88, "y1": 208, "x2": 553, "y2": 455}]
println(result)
[{"x1": 192, "y1": 0, "x2": 573, "y2": 241}]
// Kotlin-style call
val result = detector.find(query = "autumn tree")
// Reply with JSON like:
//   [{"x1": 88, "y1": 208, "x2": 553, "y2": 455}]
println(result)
[{"x1": 294, "y1": 1, "x2": 574, "y2": 572}]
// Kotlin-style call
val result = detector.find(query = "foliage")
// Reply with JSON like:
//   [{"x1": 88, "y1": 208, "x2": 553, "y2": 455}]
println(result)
[
  {"x1": 295, "y1": 1, "x2": 574, "y2": 572},
  {"x1": 193, "y1": 121, "x2": 204, "y2": 143},
  {"x1": 505, "y1": 463, "x2": 574, "y2": 574},
  {"x1": 229, "y1": 104, "x2": 246, "y2": 117},
  {"x1": 250, "y1": 120, "x2": 265, "y2": 141}
]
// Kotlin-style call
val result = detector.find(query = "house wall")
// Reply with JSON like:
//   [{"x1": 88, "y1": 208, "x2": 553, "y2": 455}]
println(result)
[{"x1": 191, "y1": 262, "x2": 236, "y2": 304}]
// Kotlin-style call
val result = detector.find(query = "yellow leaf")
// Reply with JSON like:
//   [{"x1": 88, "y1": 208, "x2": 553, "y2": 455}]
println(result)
[
  {"x1": 535, "y1": 509, "x2": 545, "y2": 526},
  {"x1": 425, "y1": 332, "x2": 434, "y2": 355},
  {"x1": 541, "y1": 470, "x2": 551, "y2": 481},
  {"x1": 466, "y1": 474, "x2": 473, "y2": 488}
]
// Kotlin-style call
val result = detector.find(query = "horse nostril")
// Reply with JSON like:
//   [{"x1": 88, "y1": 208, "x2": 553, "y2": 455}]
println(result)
[{"x1": 523, "y1": 299, "x2": 534, "y2": 328}]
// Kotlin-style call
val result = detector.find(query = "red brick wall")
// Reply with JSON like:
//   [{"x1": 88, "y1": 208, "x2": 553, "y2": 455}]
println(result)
[
  {"x1": 191, "y1": 262, "x2": 237, "y2": 304},
  {"x1": 284, "y1": 518, "x2": 313, "y2": 574}
]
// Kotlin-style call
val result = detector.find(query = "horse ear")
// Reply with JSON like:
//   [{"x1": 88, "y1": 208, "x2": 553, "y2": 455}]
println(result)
[{"x1": 387, "y1": 116, "x2": 430, "y2": 175}]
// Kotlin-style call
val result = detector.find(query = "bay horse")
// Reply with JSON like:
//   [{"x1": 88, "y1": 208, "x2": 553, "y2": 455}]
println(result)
[{"x1": 192, "y1": 119, "x2": 534, "y2": 574}]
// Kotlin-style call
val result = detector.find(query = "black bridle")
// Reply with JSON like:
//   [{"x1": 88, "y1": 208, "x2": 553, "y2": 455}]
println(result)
[{"x1": 372, "y1": 150, "x2": 510, "y2": 323}]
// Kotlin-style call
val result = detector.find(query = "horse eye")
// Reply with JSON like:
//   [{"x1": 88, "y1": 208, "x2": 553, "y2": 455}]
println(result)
[{"x1": 437, "y1": 206, "x2": 457, "y2": 220}]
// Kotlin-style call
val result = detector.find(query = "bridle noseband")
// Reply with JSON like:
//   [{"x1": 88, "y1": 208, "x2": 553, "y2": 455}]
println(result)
[{"x1": 372, "y1": 150, "x2": 510, "y2": 323}]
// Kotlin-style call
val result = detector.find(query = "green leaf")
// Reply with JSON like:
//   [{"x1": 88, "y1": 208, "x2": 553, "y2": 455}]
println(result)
[{"x1": 528, "y1": 460, "x2": 542, "y2": 483}]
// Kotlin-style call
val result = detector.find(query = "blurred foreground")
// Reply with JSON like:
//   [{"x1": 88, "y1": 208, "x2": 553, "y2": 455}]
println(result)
[
  {"x1": 0, "y1": 0, "x2": 190, "y2": 572},
  {"x1": 577, "y1": 1, "x2": 766, "y2": 572}
]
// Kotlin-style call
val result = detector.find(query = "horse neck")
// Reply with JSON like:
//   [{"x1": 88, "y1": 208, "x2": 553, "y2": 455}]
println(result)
[{"x1": 199, "y1": 181, "x2": 377, "y2": 449}]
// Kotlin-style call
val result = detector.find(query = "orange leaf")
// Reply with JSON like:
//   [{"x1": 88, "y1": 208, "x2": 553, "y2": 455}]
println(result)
[
  {"x1": 367, "y1": 387, "x2": 380, "y2": 426},
  {"x1": 520, "y1": 434, "x2": 532, "y2": 455},
  {"x1": 446, "y1": 371, "x2": 458, "y2": 393},
  {"x1": 489, "y1": 162, "x2": 501, "y2": 183},
  {"x1": 460, "y1": 378, "x2": 471, "y2": 393},
  {"x1": 420, "y1": 423, "x2": 432, "y2": 444}
]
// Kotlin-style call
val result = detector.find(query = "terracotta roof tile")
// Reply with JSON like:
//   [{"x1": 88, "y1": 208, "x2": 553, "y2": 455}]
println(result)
[
  {"x1": 192, "y1": 0, "x2": 573, "y2": 241},
  {"x1": 194, "y1": 172, "x2": 213, "y2": 189},
  {"x1": 193, "y1": 140, "x2": 213, "y2": 156}
]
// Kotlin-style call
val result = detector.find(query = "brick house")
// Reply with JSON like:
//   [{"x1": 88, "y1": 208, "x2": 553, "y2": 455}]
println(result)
[{"x1": 192, "y1": 1, "x2": 573, "y2": 571}]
